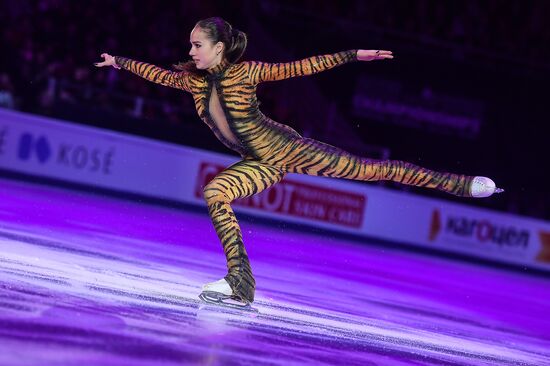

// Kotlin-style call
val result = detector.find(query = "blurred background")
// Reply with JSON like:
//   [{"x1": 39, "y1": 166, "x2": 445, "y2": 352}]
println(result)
[{"x1": 1, "y1": 0, "x2": 548, "y2": 219}]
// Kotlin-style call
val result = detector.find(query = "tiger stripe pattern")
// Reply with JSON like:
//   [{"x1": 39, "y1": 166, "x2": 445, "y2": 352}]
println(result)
[{"x1": 115, "y1": 50, "x2": 475, "y2": 303}]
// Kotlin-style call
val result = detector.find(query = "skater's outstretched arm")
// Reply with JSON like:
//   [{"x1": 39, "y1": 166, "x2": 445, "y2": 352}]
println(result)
[
  {"x1": 246, "y1": 49, "x2": 393, "y2": 84},
  {"x1": 94, "y1": 53, "x2": 192, "y2": 92}
]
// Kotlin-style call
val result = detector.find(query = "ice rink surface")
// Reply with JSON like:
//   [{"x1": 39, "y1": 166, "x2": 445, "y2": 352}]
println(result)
[{"x1": 1, "y1": 177, "x2": 549, "y2": 365}]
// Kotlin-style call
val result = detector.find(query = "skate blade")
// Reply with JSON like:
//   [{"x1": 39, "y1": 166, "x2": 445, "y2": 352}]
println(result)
[{"x1": 199, "y1": 291, "x2": 258, "y2": 312}]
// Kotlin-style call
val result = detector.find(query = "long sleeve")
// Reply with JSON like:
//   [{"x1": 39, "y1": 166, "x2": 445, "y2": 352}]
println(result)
[
  {"x1": 246, "y1": 50, "x2": 357, "y2": 84},
  {"x1": 114, "y1": 56, "x2": 192, "y2": 92}
]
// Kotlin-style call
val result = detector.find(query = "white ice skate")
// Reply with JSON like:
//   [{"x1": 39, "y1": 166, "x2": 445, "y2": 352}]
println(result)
[
  {"x1": 199, "y1": 278, "x2": 255, "y2": 311},
  {"x1": 470, "y1": 176, "x2": 504, "y2": 198}
]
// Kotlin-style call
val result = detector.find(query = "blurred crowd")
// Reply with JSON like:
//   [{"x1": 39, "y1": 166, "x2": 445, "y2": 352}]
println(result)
[
  {"x1": 282, "y1": 0, "x2": 549, "y2": 63},
  {"x1": 0, "y1": 0, "x2": 548, "y2": 220},
  {"x1": 2, "y1": 0, "x2": 548, "y2": 123},
  {"x1": 1, "y1": 0, "x2": 209, "y2": 124}
]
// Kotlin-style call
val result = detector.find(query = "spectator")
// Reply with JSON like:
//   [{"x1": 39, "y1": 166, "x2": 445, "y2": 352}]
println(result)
[{"x1": 0, "y1": 73, "x2": 16, "y2": 109}]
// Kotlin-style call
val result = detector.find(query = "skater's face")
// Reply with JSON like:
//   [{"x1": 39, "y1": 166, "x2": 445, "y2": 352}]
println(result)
[{"x1": 189, "y1": 27, "x2": 224, "y2": 70}]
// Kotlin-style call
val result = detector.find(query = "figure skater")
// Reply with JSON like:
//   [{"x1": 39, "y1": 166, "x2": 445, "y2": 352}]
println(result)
[{"x1": 95, "y1": 17, "x2": 503, "y2": 310}]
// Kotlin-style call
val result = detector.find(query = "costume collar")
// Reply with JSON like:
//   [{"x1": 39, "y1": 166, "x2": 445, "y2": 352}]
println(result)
[{"x1": 206, "y1": 58, "x2": 230, "y2": 75}]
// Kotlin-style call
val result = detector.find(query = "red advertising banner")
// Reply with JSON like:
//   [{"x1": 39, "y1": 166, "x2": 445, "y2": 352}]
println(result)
[
  {"x1": 537, "y1": 231, "x2": 550, "y2": 262},
  {"x1": 195, "y1": 162, "x2": 366, "y2": 228}
]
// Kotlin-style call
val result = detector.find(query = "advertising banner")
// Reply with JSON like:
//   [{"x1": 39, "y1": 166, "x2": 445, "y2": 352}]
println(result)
[{"x1": 1, "y1": 108, "x2": 549, "y2": 271}]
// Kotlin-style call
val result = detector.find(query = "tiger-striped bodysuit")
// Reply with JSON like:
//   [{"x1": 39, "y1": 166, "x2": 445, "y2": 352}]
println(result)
[{"x1": 115, "y1": 50, "x2": 474, "y2": 303}]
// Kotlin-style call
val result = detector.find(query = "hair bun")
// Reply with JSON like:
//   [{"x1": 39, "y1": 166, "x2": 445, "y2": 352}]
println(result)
[{"x1": 195, "y1": 17, "x2": 247, "y2": 63}]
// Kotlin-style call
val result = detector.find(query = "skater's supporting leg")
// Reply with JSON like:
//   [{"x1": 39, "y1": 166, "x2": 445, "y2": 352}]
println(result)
[
  {"x1": 203, "y1": 159, "x2": 286, "y2": 303},
  {"x1": 261, "y1": 137, "x2": 478, "y2": 197}
]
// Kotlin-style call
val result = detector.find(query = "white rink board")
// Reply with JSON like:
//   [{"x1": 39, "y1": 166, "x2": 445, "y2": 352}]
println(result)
[{"x1": 1, "y1": 108, "x2": 549, "y2": 271}]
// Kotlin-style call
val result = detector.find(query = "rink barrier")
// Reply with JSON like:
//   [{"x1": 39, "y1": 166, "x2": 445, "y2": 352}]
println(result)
[{"x1": 1, "y1": 108, "x2": 549, "y2": 272}]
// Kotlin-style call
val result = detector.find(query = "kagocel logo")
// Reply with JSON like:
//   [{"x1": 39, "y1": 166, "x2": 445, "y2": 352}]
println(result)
[
  {"x1": 18, "y1": 133, "x2": 51, "y2": 163},
  {"x1": 429, "y1": 209, "x2": 530, "y2": 248},
  {"x1": 446, "y1": 215, "x2": 529, "y2": 248}
]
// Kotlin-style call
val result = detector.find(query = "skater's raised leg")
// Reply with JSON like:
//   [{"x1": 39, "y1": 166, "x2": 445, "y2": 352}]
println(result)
[{"x1": 261, "y1": 137, "x2": 502, "y2": 197}]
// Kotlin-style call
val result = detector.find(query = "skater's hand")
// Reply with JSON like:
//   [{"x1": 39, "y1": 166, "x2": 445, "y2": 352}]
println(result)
[
  {"x1": 357, "y1": 50, "x2": 393, "y2": 61},
  {"x1": 94, "y1": 53, "x2": 121, "y2": 69}
]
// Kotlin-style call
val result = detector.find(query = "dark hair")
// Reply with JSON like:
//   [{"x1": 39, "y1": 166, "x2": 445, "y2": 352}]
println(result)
[{"x1": 174, "y1": 17, "x2": 247, "y2": 74}]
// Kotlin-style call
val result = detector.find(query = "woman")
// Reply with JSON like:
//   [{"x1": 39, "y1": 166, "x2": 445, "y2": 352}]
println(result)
[{"x1": 95, "y1": 17, "x2": 502, "y2": 309}]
